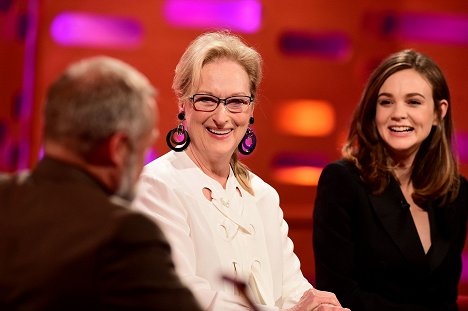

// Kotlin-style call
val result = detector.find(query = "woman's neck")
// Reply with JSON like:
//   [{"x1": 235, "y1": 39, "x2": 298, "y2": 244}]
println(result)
[
  {"x1": 390, "y1": 150, "x2": 417, "y2": 187},
  {"x1": 186, "y1": 146, "x2": 230, "y2": 188},
  {"x1": 393, "y1": 160, "x2": 413, "y2": 188}
]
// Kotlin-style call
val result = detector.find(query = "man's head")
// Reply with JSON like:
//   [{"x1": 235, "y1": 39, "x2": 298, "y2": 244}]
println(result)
[{"x1": 44, "y1": 56, "x2": 158, "y2": 200}]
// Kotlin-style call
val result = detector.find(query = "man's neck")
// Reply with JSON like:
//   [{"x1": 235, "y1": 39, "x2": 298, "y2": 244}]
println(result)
[{"x1": 44, "y1": 140, "x2": 119, "y2": 194}]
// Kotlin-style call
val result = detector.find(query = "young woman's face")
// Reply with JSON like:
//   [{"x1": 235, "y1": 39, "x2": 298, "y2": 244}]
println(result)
[
  {"x1": 375, "y1": 69, "x2": 446, "y2": 161},
  {"x1": 184, "y1": 58, "x2": 253, "y2": 164}
]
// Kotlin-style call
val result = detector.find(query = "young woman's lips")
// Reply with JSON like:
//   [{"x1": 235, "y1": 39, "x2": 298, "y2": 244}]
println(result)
[{"x1": 389, "y1": 126, "x2": 413, "y2": 132}]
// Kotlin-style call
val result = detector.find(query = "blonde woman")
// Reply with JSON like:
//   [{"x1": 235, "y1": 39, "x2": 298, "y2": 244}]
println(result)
[{"x1": 134, "y1": 31, "x2": 348, "y2": 311}]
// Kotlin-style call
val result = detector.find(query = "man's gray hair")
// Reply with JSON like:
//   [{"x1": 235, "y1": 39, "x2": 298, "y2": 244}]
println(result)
[{"x1": 44, "y1": 56, "x2": 156, "y2": 157}]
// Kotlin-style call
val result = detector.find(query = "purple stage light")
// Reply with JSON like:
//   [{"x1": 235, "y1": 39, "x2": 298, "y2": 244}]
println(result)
[
  {"x1": 461, "y1": 253, "x2": 468, "y2": 282},
  {"x1": 272, "y1": 152, "x2": 329, "y2": 169},
  {"x1": 398, "y1": 13, "x2": 468, "y2": 45},
  {"x1": 279, "y1": 31, "x2": 351, "y2": 60},
  {"x1": 370, "y1": 11, "x2": 468, "y2": 45},
  {"x1": 457, "y1": 132, "x2": 468, "y2": 163},
  {"x1": 0, "y1": 0, "x2": 12, "y2": 12},
  {"x1": 50, "y1": 12, "x2": 143, "y2": 48},
  {"x1": 0, "y1": 121, "x2": 7, "y2": 146},
  {"x1": 145, "y1": 148, "x2": 159, "y2": 164},
  {"x1": 163, "y1": 0, "x2": 261, "y2": 33}
]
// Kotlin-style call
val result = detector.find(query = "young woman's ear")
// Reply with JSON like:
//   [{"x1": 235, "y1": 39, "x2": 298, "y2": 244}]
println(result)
[{"x1": 434, "y1": 99, "x2": 448, "y2": 125}]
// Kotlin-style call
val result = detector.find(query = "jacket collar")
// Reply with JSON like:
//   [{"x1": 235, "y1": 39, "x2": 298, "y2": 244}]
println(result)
[
  {"x1": 368, "y1": 178, "x2": 452, "y2": 271},
  {"x1": 33, "y1": 156, "x2": 114, "y2": 196}
]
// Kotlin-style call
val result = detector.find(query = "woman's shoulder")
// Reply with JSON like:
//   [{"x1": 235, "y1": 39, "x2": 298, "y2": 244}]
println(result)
[
  {"x1": 316, "y1": 159, "x2": 366, "y2": 196},
  {"x1": 141, "y1": 151, "x2": 188, "y2": 183},
  {"x1": 145, "y1": 150, "x2": 190, "y2": 171},
  {"x1": 458, "y1": 175, "x2": 468, "y2": 196},
  {"x1": 248, "y1": 170, "x2": 279, "y2": 199},
  {"x1": 460, "y1": 175, "x2": 468, "y2": 185},
  {"x1": 321, "y1": 158, "x2": 360, "y2": 179}
]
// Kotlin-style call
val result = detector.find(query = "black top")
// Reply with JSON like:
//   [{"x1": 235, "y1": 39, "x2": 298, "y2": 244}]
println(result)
[
  {"x1": 314, "y1": 159, "x2": 468, "y2": 311},
  {"x1": 0, "y1": 157, "x2": 201, "y2": 311}
]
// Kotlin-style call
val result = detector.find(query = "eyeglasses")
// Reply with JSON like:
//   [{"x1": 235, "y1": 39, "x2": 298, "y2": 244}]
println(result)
[{"x1": 190, "y1": 93, "x2": 253, "y2": 113}]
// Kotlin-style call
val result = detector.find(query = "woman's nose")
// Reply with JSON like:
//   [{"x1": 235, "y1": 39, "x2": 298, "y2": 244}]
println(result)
[
  {"x1": 211, "y1": 103, "x2": 229, "y2": 124},
  {"x1": 391, "y1": 102, "x2": 407, "y2": 120}
]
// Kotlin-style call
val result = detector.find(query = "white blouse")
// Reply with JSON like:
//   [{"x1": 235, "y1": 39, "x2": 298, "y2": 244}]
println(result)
[{"x1": 133, "y1": 151, "x2": 312, "y2": 310}]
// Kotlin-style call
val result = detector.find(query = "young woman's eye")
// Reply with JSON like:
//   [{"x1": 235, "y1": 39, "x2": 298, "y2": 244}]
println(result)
[
  {"x1": 378, "y1": 99, "x2": 391, "y2": 106},
  {"x1": 408, "y1": 100, "x2": 421, "y2": 105}
]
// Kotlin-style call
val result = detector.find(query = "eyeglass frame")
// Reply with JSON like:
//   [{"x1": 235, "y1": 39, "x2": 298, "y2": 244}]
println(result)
[{"x1": 189, "y1": 93, "x2": 254, "y2": 113}]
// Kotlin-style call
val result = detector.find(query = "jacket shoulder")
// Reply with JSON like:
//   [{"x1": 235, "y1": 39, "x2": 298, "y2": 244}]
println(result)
[
  {"x1": 249, "y1": 170, "x2": 279, "y2": 199},
  {"x1": 320, "y1": 159, "x2": 360, "y2": 181}
]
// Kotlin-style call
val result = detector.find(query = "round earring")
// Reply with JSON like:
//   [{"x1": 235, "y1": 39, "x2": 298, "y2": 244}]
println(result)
[
  {"x1": 166, "y1": 112, "x2": 190, "y2": 152},
  {"x1": 238, "y1": 117, "x2": 256, "y2": 155}
]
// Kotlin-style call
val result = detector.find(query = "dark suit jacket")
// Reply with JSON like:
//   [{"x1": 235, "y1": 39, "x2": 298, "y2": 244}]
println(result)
[
  {"x1": 0, "y1": 157, "x2": 201, "y2": 311},
  {"x1": 313, "y1": 159, "x2": 468, "y2": 311}
]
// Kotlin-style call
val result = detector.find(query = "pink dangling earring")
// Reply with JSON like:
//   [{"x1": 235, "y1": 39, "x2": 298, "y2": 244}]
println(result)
[
  {"x1": 166, "y1": 112, "x2": 190, "y2": 152},
  {"x1": 238, "y1": 116, "x2": 256, "y2": 155}
]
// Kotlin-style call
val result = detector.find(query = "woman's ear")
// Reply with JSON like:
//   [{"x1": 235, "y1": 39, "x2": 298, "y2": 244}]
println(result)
[
  {"x1": 434, "y1": 99, "x2": 448, "y2": 125},
  {"x1": 178, "y1": 99, "x2": 185, "y2": 112}
]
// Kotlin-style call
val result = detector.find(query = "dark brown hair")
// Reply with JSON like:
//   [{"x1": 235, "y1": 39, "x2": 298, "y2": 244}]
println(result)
[{"x1": 342, "y1": 49, "x2": 459, "y2": 207}]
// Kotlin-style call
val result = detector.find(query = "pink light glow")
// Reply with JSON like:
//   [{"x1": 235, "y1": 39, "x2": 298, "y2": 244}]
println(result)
[
  {"x1": 163, "y1": 0, "x2": 261, "y2": 33},
  {"x1": 280, "y1": 31, "x2": 351, "y2": 60},
  {"x1": 456, "y1": 132, "x2": 468, "y2": 164},
  {"x1": 366, "y1": 11, "x2": 468, "y2": 45},
  {"x1": 397, "y1": 13, "x2": 468, "y2": 45},
  {"x1": 460, "y1": 253, "x2": 468, "y2": 282},
  {"x1": 50, "y1": 12, "x2": 143, "y2": 48}
]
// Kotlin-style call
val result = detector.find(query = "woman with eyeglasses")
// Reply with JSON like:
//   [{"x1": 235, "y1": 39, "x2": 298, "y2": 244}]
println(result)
[{"x1": 133, "y1": 31, "x2": 349, "y2": 311}]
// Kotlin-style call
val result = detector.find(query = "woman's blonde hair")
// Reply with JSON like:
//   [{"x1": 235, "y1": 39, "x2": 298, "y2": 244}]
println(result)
[{"x1": 172, "y1": 31, "x2": 263, "y2": 195}]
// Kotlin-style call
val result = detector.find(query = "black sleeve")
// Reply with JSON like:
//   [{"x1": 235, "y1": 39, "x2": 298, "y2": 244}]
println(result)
[
  {"x1": 97, "y1": 212, "x2": 202, "y2": 311},
  {"x1": 313, "y1": 161, "x2": 431, "y2": 311}
]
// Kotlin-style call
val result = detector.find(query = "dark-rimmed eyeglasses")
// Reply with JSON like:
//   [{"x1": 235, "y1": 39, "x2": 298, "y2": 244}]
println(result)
[{"x1": 190, "y1": 93, "x2": 253, "y2": 113}]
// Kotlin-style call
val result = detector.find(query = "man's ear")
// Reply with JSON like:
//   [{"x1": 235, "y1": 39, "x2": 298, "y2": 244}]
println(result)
[
  {"x1": 108, "y1": 132, "x2": 130, "y2": 168},
  {"x1": 87, "y1": 132, "x2": 129, "y2": 167}
]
